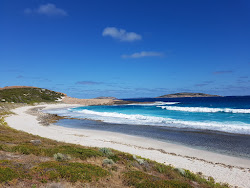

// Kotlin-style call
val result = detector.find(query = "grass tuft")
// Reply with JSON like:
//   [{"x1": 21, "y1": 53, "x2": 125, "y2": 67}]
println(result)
[
  {"x1": 123, "y1": 171, "x2": 192, "y2": 188},
  {"x1": 0, "y1": 167, "x2": 19, "y2": 183},
  {"x1": 32, "y1": 161, "x2": 109, "y2": 183},
  {"x1": 103, "y1": 158, "x2": 115, "y2": 165},
  {"x1": 53, "y1": 153, "x2": 71, "y2": 162},
  {"x1": 99, "y1": 147, "x2": 114, "y2": 156}
]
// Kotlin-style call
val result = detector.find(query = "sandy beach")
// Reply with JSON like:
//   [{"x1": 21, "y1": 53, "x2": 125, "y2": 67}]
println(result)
[{"x1": 5, "y1": 103, "x2": 250, "y2": 188}]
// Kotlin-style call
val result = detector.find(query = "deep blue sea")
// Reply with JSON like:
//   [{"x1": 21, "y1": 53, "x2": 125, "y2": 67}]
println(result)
[{"x1": 46, "y1": 96, "x2": 250, "y2": 158}]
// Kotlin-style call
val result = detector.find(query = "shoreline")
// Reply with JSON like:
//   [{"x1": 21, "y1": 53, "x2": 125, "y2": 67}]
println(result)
[
  {"x1": 5, "y1": 103, "x2": 250, "y2": 188},
  {"x1": 55, "y1": 118, "x2": 250, "y2": 159}
]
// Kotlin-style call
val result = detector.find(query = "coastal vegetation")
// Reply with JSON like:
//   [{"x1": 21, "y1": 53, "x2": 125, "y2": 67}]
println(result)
[
  {"x1": 0, "y1": 87, "x2": 64, "y2": 104},
  {"x1": 0, "y1": 104, "x2": 229, "y2": 187}
]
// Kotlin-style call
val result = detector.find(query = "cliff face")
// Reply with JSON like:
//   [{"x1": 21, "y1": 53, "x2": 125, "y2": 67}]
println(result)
[{"x1": 156, "y1": 92, "x2": 221, "y2": 98}]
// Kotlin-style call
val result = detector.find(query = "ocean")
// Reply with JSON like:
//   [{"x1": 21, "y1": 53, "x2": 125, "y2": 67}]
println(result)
[{"x1": 45, "y1": 96, "x2": 250, "y2": 158}]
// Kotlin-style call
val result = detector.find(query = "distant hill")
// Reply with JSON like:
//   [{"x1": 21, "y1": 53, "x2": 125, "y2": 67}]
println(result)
[
  {"x1": 0, "y1": 86, "x2": 65, "y2": 103},
  {"x1": 156, "y1": 92, "x2": 221, "y2": 98},
  {"x1": 0, "y1": 86, "x2": 38, "y2": 90}
]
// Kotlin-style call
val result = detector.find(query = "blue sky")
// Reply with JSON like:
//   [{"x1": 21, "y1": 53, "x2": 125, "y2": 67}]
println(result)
[{"x1": 1, "y1": 0, "x2": 250, "y2": 98}]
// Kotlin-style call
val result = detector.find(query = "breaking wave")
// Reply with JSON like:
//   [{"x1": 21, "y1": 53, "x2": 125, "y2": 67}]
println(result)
[
  {"x1": 127, "y1": 102, "x2": 180, "y2": 106},
  {"x1": 62, "y1": 109, "x2": 250, "y2": 135}
]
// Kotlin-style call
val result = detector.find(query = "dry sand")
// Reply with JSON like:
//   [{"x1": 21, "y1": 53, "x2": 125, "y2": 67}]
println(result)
[
  {"x1": 62, "y1": 96, "x2": 115, "y2": 105},
  {"x1": 5, "y1": 104, "x2": 250, "y2": 188}
]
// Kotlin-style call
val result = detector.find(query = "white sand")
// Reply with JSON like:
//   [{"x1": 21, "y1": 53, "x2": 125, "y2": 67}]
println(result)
[{"x1": 5, "y1": 104, "x2": 250, "y2": 188}]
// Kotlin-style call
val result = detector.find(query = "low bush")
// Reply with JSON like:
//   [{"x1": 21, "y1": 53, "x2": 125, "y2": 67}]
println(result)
[
  {"x1": 123, "y1": 171, "x2": 192, "y2": 188},
  {"x1": 55, "y1": 145, "x2": 103, "y2": 160},
  {"x1": 0, "y1": 88, "x2": 64, "y2": 103},
  {"x1": 53, "y1": 153, "x2": 71, "y2": 162},
  {"x1": 99, "y1": 147, "x2": 114, "y2": 157},
  {"x1": 32, "y1": 161, "x2": 109, "y2": 183},
  {"x1": 0, "y1": 167, "x2": 19, "y2": 183},
  {"x1": 103, "y1": 158, "x2": 115, "y2": 165},
  {"x1": 107, "y1": 154, "x2": 120, "y2": 162},
  {"x1": 6, "y1": 144, "x2": 102, "y2": 160}
]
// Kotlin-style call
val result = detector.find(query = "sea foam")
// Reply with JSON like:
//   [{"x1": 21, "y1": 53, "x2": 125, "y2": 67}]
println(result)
[
  {"x1": 65, "y1": 109, "x2": 250, "y2": 135},
  {"x1": 127, "y1": 102, "x2": 180, "y2": 106}
]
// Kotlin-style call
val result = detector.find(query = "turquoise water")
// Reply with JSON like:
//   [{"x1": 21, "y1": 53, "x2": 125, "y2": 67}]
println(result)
[{"x1": 48, "y1": 96, "x2": 250, "y2": 135}]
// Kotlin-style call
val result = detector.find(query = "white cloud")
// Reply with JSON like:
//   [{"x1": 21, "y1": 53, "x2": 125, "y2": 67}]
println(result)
[
  {"x1": 24, "y1": 3, "x2": 67, "y2": 16},
  {"x1": 122, "y1": 51, "x2": 164, "y2": 58},
  {"x1": 102, "y1": 27, "x2": 142, "y2": 42},
  {"x1": 76, "y1": 81, "x2": 104, "y2": 85}
]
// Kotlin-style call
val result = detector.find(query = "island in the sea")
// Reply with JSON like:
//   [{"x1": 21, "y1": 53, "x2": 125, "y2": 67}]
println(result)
[{"x1": 156, "y1": 92, "x2": 221, "y2": 98}]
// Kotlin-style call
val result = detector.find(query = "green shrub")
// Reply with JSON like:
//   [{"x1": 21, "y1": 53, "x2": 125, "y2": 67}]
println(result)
[
  {"x1": 133, "y1": 155, "x2": 145, "y2": 165},
  {"x1": 55, "y1": 145, "x2": 103, "y2": 160},
  {"x1": 11, "y1": 144, "x2": 43, "y2": 155},
  {"x1": 184, "y1": 170, "x2": 228, "y2": 188},
  {"x1": 108, "y1": 154, "x2": 120, "y2": 162},
  {"x1": 53, "y1": 153, "x2": 71, "y2": 162},
  {"x1": 0, "y1": 88, "x2": 64, "y2": 103},
  {"x1": 99, "y1": 147, "x2": 114, "y2": 157},
  {"x1": 0, "y1": 166, "x2": 18, "y2": 182},
  {"x1": 154, "y1": 163, "x2": 180, "y2": 180},
  {"x1": 123, "y1": 171, "x2": 192, "y2": 188},
  {"x1": 9, "y1": 144, "x2": 102, "y2": 160},
  {"x1": 0, "y1": 117, "x2": 7, "y2": 126},
  {"x1": 103, "y1": 158, "x2": 115, "y2": 165},
  {"x1": 175, "y1": 168, "x2": 186, "y2": 176},
  {"x1": 208, "y1": 176, "x2": 215, "y2": 183},
  {"x1": 33, "y1": 161, "x2": 108, "y2": 183}
]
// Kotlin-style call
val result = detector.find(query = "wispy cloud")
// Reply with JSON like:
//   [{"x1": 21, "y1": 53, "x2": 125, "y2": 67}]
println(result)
[
  {"x1": 213, "y1": 70, "x2": 233, "y2": 75},
  {"x1": 16, "y1": 75, "x2": 24, "y2": 79},
  {"x1": 16, "y1": 75, "x2": 51, "y2": 82},
  {"x1": 102, "y1": 27, "x2": 142, "y2": 42},
  {"x1": 122, "y1": 51, "x2": 164, "y2": 58},
  {"x1": 76, "y1": 81, "x2": 104, "y2": 85},
  {"x1": 195, "y1": 83, "x2": 209, "y2": 87},
  {"x1": 194, "y1": 81, "x2": 214, "y2": 87},
  {"x1": 24, "y1": 3, "x2": 67, "y2": 17},
  {"x1": 239, "y1": 76, "x2": 248, "y2": 79}
]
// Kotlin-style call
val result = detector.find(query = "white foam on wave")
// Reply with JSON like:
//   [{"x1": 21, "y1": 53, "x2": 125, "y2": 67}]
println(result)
[
  {"x1": 158, "y1": 106, "x2": 250, "y2": 114},
  {"x1": 56, "y1": 108, "x2": 250, "y2": 135},
  {"x1": 127, "y1": 101, "x2": 180, "y2": 106}
]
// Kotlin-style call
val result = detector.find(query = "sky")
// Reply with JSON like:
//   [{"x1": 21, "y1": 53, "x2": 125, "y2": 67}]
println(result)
[{"x1": 1, "y1": 0, "x2": 250, "y2": 98}]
